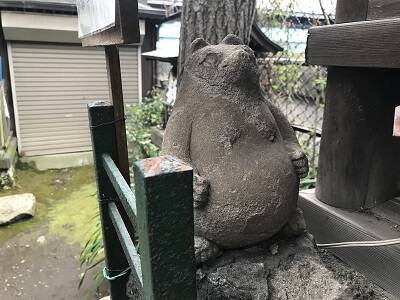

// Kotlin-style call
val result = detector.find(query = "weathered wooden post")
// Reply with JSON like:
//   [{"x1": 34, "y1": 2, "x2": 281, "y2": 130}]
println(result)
[
  {"x1": 88, "y1": 102, "x2": 131, "y2": 300},
  {"x1": 307, "y1": 0, "x2": 400, "y2": 210}
]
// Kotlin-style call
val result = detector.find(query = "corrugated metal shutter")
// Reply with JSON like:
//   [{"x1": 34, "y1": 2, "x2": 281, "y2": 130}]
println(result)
[{"x1": 8, "y1": 42, "x2": 140, "y2": 157}]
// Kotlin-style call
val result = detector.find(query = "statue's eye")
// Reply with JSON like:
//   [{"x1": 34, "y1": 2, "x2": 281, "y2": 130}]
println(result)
[{"x1": 202, "y1": 53, "x2": 220, "y2": 67}]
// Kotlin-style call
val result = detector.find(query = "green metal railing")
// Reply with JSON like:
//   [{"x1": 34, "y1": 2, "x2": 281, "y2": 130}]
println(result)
[{"x1": 88, "y1": 101, "x2": 196, "y2": 299}]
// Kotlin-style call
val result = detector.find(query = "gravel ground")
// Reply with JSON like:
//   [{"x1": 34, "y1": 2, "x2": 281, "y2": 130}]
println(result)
[{"x1": 0, "y1": 224, "x2": 106, "y2": 300}]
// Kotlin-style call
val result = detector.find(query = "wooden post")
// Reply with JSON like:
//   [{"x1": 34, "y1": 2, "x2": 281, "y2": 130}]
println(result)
[
  {"x1": 315, "y1": 0, "x2": 400, "y2": 210},
  {"x1": 105, "y1": 45, "x2": 131, "y2": 185},
  {"x1": 88, "y1": 101, "x2": 130, "y2": 299},
  {"x1": 316, "y1": 68, "x2": 400, "y2": 209},
  {"x1": 134, "y1": 156, "x2": 196, "y2": 299},
  {"x1": 335, "y1": 0, "x2": 368, "y2": 23}
]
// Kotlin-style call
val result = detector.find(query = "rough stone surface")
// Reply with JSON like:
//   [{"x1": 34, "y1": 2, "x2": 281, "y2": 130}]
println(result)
[
  {"x1": 196, "y1": 234, "x2": 393, "y2": 300},
  {"x1": 126, "y1": 234, "x2": 394, "y2": 299},
  {"x1": 195, "y1": 235, "x2": 222, "y2": 265},
  {"x1": 162, "y1": 34, "x2": 309, "y2": 250},
  {"x1": 0, "y1": 193, "x2": 36, "y2": 225}
]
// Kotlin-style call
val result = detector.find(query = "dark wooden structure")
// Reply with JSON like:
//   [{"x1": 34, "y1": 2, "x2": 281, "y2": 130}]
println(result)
[
  {"x1": 88, "y1": 102, "x2": 196, "y2": 300},
  {"x1": 307, "y1": 0, "x2": 400, "y2": 210},
  {"x1": 300, "y1": 1, "x2": 400, "y2": 296}
]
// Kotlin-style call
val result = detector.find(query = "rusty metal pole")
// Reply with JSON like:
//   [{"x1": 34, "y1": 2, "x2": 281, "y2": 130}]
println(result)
[{"x1": 105, "y1": 45, "x2": 130, "y2": 185}]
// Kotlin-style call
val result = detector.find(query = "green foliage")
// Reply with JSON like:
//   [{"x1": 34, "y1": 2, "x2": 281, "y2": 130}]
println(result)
[
  {"x1": 79, "y1": 211, "x2": 104, "y2": 288},
  {"x1": 257, "y1": 0, "x2": 327, "y2": 101},
  {"x1": 126, "y1": 89, "x2": 165, "y2": 162},
  {"x1": 257, "y1": 0, "x2": 297, "y2": 29},
  {"x1": 270, "y1": 57, "x2": 303, "y2": 97},
  {"x1": 79, "y1": 88, "x2": 164, "y2": 289},
  {"x1": 300, "y1": 167, "x2": 317, "y2": 190},
  {"x1": 298, "y1": 134, "x2": 318, "y2": 190}
]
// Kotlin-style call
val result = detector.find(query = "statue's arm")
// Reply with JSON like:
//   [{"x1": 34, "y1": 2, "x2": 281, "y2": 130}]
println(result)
[
  {"x1": 161, "y1": 106, "x2": 192, "y2": 163},
  {"x1": 267, "y1": 101, "x2": 309, "y2": 179},
  {"x1": 267, "y1": 101, "x2": 299, "y2": 145},
  {"x1": 161, "y1": 106, "x2": 210, "y2": 208}
]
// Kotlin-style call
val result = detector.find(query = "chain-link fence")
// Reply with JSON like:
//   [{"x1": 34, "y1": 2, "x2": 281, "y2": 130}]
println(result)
[{"x1": 257, "y1": 0, "x2": 336, "y2": 179}]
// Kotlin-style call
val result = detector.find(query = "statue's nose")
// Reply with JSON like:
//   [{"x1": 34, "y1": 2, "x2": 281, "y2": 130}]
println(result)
[
  {"x1": 225, "y1": 49, "x2": 253, "y2": 63},
  {"x1": 220, "y1": 49, "x2": 255, "y2": 69}
]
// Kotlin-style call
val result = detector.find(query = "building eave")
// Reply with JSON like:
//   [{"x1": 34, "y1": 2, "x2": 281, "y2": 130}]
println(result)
[
  {"x1": 0, "y1": 0, "x2": 76, "y2": 14},
  {"x1": 250, "y1": 22, "x2": 283, "y2": 54},
  {"x1": 0, "y1": 1, "x2": 167, "y2": 20}
]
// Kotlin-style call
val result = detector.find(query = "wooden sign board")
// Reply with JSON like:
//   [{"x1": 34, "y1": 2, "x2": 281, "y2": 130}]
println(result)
[
  {"x1": 77, "y1": 1, "x2": 116, "y2": 38},
  {"x1": 77, "y1": 0, "x2": 140, "y2": 47}
]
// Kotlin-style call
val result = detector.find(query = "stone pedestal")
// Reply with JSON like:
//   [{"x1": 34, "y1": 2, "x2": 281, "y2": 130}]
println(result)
[{"x1": 196, "y1": 234, "x2": 392, "y2": 299}]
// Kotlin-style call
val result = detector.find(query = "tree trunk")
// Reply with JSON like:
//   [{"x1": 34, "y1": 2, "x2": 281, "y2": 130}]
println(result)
[{"x1": 178, "y1": 0, "x2": 256, "y2": 82}]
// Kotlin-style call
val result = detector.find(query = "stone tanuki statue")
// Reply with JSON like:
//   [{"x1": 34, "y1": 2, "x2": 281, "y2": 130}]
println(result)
[{"x1": 162, "y1": 34, "x2": 309, "y2": 263}]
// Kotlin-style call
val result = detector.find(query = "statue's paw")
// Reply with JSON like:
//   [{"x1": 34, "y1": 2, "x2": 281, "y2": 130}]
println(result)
[
  {"x1": 195, "y1": 236, "x2": 221, "y2": 265},
  {"x1": 280, "y1": 208, "x2": 307, "y2": 238},
  {"x1": 193, "y1": 174, "x2": 210, "y2": 209},
  {"x1": 292, "y1": 156, "x2": 309, "y2": 179},
  {"x1": 287, "y1": 145, "x2": 309, "y2": 179}
]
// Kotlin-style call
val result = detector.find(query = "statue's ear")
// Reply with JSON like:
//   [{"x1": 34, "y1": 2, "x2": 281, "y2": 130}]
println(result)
[
  {"x1": 221, "y1": 34, "x2": 243, "y2": 45},
  {"x1": 190, "y1": 38, "x2": 209, "y2": 53}
]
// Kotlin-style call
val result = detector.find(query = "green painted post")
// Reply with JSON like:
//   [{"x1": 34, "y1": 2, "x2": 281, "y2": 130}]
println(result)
[
  {"x1": 88, "y1": 101, "x2": 131, "y2": 300},
  {"x1": 134, "y1": 156, "x2": 196, "y2": 299}
]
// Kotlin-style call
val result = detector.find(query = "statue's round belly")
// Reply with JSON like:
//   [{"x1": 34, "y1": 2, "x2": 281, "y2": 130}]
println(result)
[{"x1": 194, "y1": 142, "x2": 299, "y2": 249}]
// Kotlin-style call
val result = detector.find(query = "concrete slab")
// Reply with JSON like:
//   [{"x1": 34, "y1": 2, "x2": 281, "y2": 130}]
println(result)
[{"x1": 20, "y1": 151, "x2": 93, "y2": 170}]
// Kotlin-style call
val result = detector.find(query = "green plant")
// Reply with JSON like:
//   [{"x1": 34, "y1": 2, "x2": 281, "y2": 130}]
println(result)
[
  {"x1": 79, "y1": 88, "x2": 164, "y2": 290},
  {"x1": 79, "y1": 211, "x2": 104, "y2": 288},
  {"x1": 126, "y1": 89, "x2": 165, "y2": 163},
  {"x1": 298, "y1": 134, "x2": 318, "y2": 190},
  {"x1": 270, "y1": 55, "x2": 304, "y2": 97}
]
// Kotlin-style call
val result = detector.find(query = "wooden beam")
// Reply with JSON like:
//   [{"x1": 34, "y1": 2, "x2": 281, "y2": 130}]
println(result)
[
  {"x1": 335, "y1": 0, "x2": 400, "y2": 23},
  {"x1": 306, "y1": 18, "x2": 400, "y2": 69},
  {"x1": 105, "y1": 45, "x2": 131, "y2": 186},
  {"x1": 108, "y1": 202, "x2": 143, "y2": 290},
  {"x1": 368, "y1": 0, "x2": 400, "y2": 20}
]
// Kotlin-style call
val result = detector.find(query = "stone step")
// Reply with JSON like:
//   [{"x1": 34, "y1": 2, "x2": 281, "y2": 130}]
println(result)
[{"x1": 299, "y1": 189, "x2": 400, "y2": 298}]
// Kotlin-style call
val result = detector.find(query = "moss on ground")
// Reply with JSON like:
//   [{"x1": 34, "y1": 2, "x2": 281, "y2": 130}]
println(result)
[
  {"x1": 49, "y1": 183, "x2": 98, "y2": 246},
  {"x1": 0, "y1": 165, "x2": 98, "y2": 245}
]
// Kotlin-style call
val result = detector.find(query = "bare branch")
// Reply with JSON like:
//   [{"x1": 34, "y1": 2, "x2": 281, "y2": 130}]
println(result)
[{"x1": 318, "y1": 0, "x2": 331, "y2": 25}]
